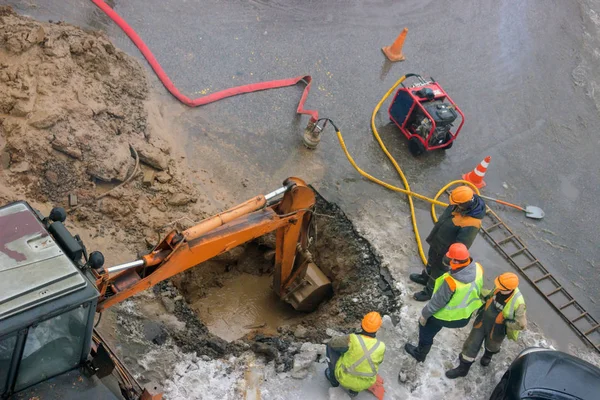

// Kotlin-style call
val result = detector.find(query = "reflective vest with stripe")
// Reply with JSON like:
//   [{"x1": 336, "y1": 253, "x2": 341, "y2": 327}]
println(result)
[
  {"x1": 500, "y1": 288, "x2": 525, "y2": 341},
  {"x1": 335, "y1": 334, "x2": 386, "y2": 392},
  {"x1": 432, "y1": 263, "x2": 484, "y2": 321}
]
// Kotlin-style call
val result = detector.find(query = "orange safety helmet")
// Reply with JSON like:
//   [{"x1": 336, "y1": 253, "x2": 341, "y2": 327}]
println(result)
[
  {"x1": 449, "y1": 186, "x2": 475, "y2": 205},
  {"x1": 362, "y1": 311, "x2": 383, "y2": 333},
  {"x1": 446, "y1": 243, "x2": 470, "y2": 269},
  {"x1": 495, "y1": 272, "x2": 519, "y2": 291}
]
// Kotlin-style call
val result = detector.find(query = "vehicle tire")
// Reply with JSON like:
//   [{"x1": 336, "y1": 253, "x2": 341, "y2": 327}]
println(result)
[
  {"x1": 408, "y1": 137, "x2": 425, "y2": 156},
  {"x1": 489, "y1": 371, "x2": 509, "y2": 400}
]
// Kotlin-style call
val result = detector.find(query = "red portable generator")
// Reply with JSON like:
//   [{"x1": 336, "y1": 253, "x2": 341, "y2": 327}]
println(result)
[{"x1": 388, "y1": 74, "x2": 464, "y2": 156}]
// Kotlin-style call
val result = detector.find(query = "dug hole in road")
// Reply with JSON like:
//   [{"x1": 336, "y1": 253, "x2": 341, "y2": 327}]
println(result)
[{"x1": 2, "y1": 1, "x2": 600, "y2": 399}]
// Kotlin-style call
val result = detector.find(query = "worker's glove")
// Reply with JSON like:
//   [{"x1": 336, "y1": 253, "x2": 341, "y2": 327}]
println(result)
[{"x1": 419, "y1": 316, "x2": 428, "y2": 326}]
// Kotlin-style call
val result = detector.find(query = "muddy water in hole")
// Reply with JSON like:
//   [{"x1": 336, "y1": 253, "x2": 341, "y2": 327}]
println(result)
[{"x1": 193, "y1": 273, "x2": 303, "y2": 342}]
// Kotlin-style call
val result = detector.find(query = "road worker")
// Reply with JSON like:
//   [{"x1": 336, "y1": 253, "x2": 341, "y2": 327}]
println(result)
[
  {"x1": 446, "y1": 272, "x2": 527, "y2": 379},
  {"x1": 405, "y1": 243, "x2": 484, "y2": 362},
  {"x1": 325, "y1": 312, "x2": 386, "y2": 397},
  {"x1": 410, "y1": 185, "x2": 486, "y2": 301}
]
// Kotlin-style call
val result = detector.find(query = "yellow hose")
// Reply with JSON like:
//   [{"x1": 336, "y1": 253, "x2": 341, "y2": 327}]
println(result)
[{"x1": 335, "y1": 75, "x2": 481, "y2": 265}]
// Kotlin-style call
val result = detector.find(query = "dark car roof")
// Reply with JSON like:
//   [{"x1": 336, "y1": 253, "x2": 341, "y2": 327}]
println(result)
[{"x1": 520, "y1": 350, "x2": 600, "y2": 399}]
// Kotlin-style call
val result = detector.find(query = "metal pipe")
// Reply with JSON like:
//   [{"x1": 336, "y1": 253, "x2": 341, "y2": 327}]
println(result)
[
  {"x1": 106, "y1": 259, "x2": 144, "y2": 275},
  {"x1": 265, "y1": 186, "x2": 288, "y2": 201}
]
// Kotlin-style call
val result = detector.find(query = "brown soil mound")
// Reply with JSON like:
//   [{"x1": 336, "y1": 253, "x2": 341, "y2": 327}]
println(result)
[{"x1": 0, "y1": 6, "x2": 209, "y2": 249}]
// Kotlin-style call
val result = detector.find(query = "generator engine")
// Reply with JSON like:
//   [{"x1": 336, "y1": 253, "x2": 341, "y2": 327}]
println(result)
[
  {"x1": 413, "y1": 100, "x2": 458, "y2": 146},
  {"x1": 388, "y1": 74, "x2": 464, "y2": 156}
]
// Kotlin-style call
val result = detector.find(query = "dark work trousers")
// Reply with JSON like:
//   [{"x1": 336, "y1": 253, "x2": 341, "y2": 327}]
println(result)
[
  {"x1": 462, "y1": 305, "x2": 506, "y2": 359},
  {"x1": 424, "y1": 247, "x2": 449, "y2": 295},
  {"x1": 419, "y1": 316, "x2": 471, "y2": 347},
  {"x1": 326, "y1": 344, "x2": 342, "y2": 386}
]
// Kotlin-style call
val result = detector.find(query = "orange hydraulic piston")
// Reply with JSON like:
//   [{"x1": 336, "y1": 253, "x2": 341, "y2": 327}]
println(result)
[{"x1": 184, "y1": 195, "x2": 266, "y2": 241}]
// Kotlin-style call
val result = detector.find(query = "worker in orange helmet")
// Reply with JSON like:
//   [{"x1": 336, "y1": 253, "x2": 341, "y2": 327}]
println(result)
[
  {"x1": 410, "y1": 185, "x2": 486, "y2": 302},
  {"x1": 446, "y1": 272, "x2": 527, "y2": 379},
  {"x1": 405, "y1": 243, "x2": 484, "y2": 363},
  {"x1": 325, "y1": 312, "x2": 386, "y2": 397}
]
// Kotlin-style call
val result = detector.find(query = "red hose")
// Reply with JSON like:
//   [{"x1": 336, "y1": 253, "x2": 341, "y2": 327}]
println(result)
[{"x1": 90, "y1": 0, "x2": 318, "y2": 121}]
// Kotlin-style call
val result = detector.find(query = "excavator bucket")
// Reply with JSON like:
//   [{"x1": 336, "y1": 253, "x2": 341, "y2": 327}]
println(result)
[{"x1": 287, "y1": 262, "x2": 332, "y2": 312}]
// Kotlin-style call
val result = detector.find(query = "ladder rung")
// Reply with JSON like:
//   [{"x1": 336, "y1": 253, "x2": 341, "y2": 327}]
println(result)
[
  {"x1": 497, "y1": 235, "x2": 516, "y2": 245},
  {"x1": 559, "y1": 300, "x2": 576, "y2": 310},
  {"x1": 534, "y1": 274, "x2": 551, "y2": 284},
  {"x1": 545, "y1": 287, "x2": 563, "y2": 297},
  {"x1": 521, "y1": 260, "x2": 540, "y2": 270},
  {"x1": 484, "y1": 222, "x2": 503, "y2": 231},
  {"x1": 572, "y1": 312, "x2": 588, "y2": 323},
  {"x1": 509, "y1": 247, "x2": 528, "y2": 258},
  {"x1": 585, "y1": 324, "x2": 600, "y2": 336}
]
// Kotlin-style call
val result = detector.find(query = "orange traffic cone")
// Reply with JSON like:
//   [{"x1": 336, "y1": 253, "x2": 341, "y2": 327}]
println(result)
[
  {"x1": 462, "y1": 156, "x2": 491, "y2": 189},
  {"x1": 382, "y1": 28, "x2": 408, "y2": 62},
  {"x1": 367, "y1": 375, "x2": 385, "y2": 400}
]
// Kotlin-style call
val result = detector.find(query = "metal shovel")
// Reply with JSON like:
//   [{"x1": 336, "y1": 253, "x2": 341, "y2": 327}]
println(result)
[{"x1": 478, "y1": 195, "x2": 545, "y2": 220}]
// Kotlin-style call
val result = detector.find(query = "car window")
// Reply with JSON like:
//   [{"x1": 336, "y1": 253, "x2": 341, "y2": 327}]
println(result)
[
  {"x1": 0, "y1": 335, "x2": 17, "y2": 394},
  {"x1": 15, "y1": 304, "x2": 88, "y2": 391}
]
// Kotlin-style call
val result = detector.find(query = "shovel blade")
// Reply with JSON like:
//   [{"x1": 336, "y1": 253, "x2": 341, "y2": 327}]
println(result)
[{"x1": 525, "y1": 206, "x2": 545, "y2": 219}]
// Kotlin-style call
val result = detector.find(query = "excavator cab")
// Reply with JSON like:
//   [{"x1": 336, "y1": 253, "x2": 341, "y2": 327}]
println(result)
[{"x1": 0, "y1": 202, "x2": 125, "y2": 399}]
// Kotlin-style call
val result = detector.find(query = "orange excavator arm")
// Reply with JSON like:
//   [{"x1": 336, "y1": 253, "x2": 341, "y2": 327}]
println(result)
[{"x1": 93, "y1": 177, "x2": 331, "y2": 312}]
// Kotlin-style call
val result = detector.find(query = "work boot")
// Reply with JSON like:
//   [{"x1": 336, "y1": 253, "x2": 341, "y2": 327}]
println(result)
[
  {"x1": 409, "y1": 271, "x2": 428, "y2": 285},
  {"x1": 404, "y1": 343, "x2": 431, "y2": 362},
  {"x1": 347, "y1": 390, "x2": 359, "y2": 397},
  {"x1": 324, "y1": 368, "x2": 339, "y2": 387},
  {"x1": 445, "y1": 355, "x2": 473, "y2": 379},
  {"x1": 413, "y1": 290, "x2": 431, "y2": 302},
  {"x1": 480, "y1": 350, "x2": 494, "y2": 367}
]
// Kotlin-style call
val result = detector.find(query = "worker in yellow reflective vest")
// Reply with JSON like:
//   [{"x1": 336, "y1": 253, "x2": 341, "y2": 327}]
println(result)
[
  {"x1": 445, "y1": 272, "x2": 527, "y2": 379},
  {"x1": 325, "y1": 312, "x2": 386, "y2": 397},
  {"x1": 405, "y1": 243, "x2": 484, "y2": 362}
]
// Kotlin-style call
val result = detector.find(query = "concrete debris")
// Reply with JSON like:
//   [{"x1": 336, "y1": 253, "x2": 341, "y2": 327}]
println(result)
[
  {"x1": 68, "y1": 193, "x2": 78, "y2": 207},
  {"x1": 161, "y1": 297, "x2": 176, "y2": 314},
  {"x1": 51, "y1": 137, "x2": 83, "y2": 160},
  {"x1": 10, "y1": 161, "x2": 29, "y2": 173},
  {"x1": 156, "y1": 171, "x2": 172, "y2": 183},
  {"x1": 294, "y1": 325, "x2": 309, "y2": 339},
  {"x1": 300, "y1": 342, "x2": 326, "y2": 358},
  {"x1": 326, "y1": 328, "x2": 344, "y2": 338},
  {"x1": 0, "y1": 151, "x2": 10, "y2": 169},
  {"x1": 291, "y1": 348, "x2": 318, "y2": 379},
  {"x1": 143, "y1": 169, "x2": 155, "y2": 187},
  {"x1": 44, "y1": 170, "x2": 59, "y2": 185},
  {"x1": 168, "y1": 193, "x2": 195, "y2": 206},
  {"x1": 138, "y1": 145, "x2": 169, "y2": 171}
]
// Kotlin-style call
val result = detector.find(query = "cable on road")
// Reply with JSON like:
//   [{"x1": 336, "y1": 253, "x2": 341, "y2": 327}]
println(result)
[{"x1": 90, "y1": 0, "x2": 319, "y2": 122}]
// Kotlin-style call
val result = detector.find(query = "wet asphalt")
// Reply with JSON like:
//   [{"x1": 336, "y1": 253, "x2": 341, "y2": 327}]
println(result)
[{"x1": 7, "y1": 0, "x2": 600, "y2": 351}]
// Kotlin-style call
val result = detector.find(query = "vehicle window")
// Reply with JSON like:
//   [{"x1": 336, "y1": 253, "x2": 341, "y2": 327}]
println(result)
[
  {"x1": 0, "y1": 335, "x2": 17, "y2": 394},
  {"x1": 15, "y1": 304, "x2": 88, "y2": 391}
]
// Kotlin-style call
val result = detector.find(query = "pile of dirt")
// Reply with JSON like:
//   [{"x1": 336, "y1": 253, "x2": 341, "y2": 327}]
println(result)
[{"x1": 0, "y1": 6, "x2": 209, "y2": 250}]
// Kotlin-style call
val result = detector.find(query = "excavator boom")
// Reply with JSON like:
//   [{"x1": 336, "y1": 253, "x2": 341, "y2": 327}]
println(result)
[{"x1": 94, "y1": 177, "x2": 331, "y2": 312}]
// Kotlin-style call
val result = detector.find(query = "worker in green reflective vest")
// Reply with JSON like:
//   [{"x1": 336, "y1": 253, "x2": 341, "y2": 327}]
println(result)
[
  {"x1": 405, "y1": 243, "x2": 484, "y2": 362},
  {"x1": 325, "y1": 312, "x2": 386, "y2": 397},
  {"x1": 446, "y1": 272, "x2": 527, "y2": 379}
]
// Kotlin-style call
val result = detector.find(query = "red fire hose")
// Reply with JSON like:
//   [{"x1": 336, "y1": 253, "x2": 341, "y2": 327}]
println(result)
[{"x1": 90, "y1": 0, "x2": 318, "y2": 122}]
